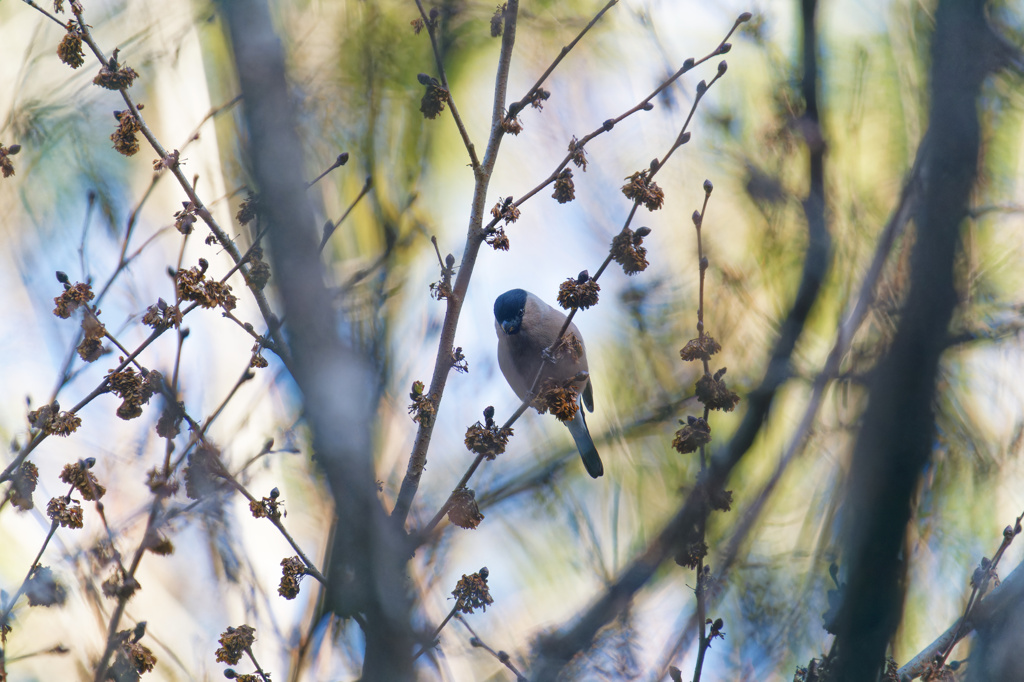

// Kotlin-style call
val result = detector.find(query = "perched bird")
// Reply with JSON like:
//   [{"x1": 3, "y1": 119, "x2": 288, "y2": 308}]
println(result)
[{"x1": 493, "y1": 289, "x2": 603, "y2": 478}]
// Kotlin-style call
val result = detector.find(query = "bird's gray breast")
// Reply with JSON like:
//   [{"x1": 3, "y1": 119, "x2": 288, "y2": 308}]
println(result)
[{"x1": 496, "y1": 328, "x2": 547, "y2": 400}]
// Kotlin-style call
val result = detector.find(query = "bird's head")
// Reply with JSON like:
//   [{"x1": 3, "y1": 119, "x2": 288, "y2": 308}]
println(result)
[{"x1": 494, "y1": 288, "x2": 528, "y2": 336}]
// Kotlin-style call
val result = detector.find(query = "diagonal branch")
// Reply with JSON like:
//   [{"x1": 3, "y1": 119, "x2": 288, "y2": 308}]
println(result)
[{"x1": 391, "y1": 0, "x2": 522, "y2": 527}]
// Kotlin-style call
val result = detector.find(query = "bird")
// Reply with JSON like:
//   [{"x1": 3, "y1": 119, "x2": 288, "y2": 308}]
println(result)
[{"x1": 493, "y1": 288, "x2": 603, "y2": 478}]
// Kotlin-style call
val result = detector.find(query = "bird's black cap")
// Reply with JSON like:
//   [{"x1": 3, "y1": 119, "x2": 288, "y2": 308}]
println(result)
[{"x1": 494, "y1": 288, "x2": 528, "y2": 325}]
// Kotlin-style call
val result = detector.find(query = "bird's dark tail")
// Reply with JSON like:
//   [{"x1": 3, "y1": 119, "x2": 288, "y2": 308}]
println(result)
[{"x1": 566, "y1": 408, "x2": 603, "y2": 478}]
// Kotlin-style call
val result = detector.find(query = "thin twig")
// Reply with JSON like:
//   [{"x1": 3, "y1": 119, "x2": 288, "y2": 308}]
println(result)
[
  {"x1": 306, "y1": 152, "x2": 349, "y2": 189},
  {"x1": 487, "y1": 14, "x2": 746, "y2": 226},
  {"x1": 319, "y1": 175, "x2": 373, "y2": 252},
  {"x1": 412, "y1": 604, "x2": 459, "y2": 660},
  {"x1": 20, "y1": 0, "x2": 66, "y2": 28},
  {"x1": 506, "y1": 0, "x2": 620, "y2": 120},
  {"x1": 244, "y1": 646, "x2": 272, "y2": 682},
  {"x1": 457, "y1": 615, "x2": 528, "y2": 681},
  {"x1": 413, "y1": 0, "x2": 480, "y2": 170}
]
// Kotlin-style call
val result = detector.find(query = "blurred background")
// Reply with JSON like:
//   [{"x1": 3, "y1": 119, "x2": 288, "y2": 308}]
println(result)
[{"x1": 1, "y1": 0, "x2": 1023, "y2": 679}]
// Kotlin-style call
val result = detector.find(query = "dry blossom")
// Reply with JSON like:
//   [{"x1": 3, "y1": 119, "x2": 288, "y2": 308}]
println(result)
[
  {"x1": 448, "y1": 488, "x2": 484, "y2": 529},
  {"x1": 279, "y1": 556, "x2": 307, "y2": 599},
  {"x1": 556, "y1": 272, "x2": 600, "y2": 311},
  {"x1": 464, "y1": 406, "x2": 513, "y2": 460},
  {"x1": 452, "y1": 568, "x2": 493, "y2": 614},
  {"x1": 532, "y1": 378, "x2": 579, "y2": 422},
  {"x1": 610, "y1": 226, "x2": 652, "y2": 275},
  {"x1": 621, "y1": 169, "x2": 665, "y2": 211},
  {"x1": 57, "y1": 21, "x2": 84, "y2": 68},
  {"x1": 552, "y1": 168, "x2": 575, "y2": 203},
  {"x1": 215, "y1": 625, "x2": 256, "y2": 665},
  {"x1": 0, "y1": 143, "x2": 19, "y2": 178}
]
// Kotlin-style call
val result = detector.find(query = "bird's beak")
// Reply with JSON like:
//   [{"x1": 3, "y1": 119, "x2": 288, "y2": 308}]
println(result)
[{"x1": 501, "y1": 320, "x2": 518, "y2": 335}]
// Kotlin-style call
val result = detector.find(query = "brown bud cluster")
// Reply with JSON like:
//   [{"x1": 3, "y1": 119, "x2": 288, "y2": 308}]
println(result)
[
  {"x1": 176, "y1": 261, "x2": 238, "y2": 311},
  {"x1": 174, "y1": 200, "x2": 198, "y2": 234},
  {"x1": 707, "y1": 618, "x2": 726, "y2": 643},
  {"x1": 464, "y1": 409, "x2": 513, "y2": 460},
  {"x1": 673, "y1": 416, "x2": 711, "y2": 454},
  {"x1": 429, "y1": 278, "x2": 451, "y2": 300},
  {"x1": 28, "y1": 401, "x2": 58, "y2": 431},
  {"x1": 408, "y1": 380, "x2": 436, "y2": 425},
  {"x1": 142, "y1": 298, "x2": 182, "y2": 330},
  {"x1": 553, "y1": 332, "x2": 584, "y2": 363},
  {"x1": 145, "y1": 467, "x2": 180, "y2": 497},
  {"x1": 153, "y1": 149, "x2": 180, "y2": 171},
  {"x1": 53, "y1": 281, "x2": 94, "y2": 318},
  {"x1": 77, "y1": 336, "x2": 104, "y2": 363},
  {"x1": 676, "y1": 538, "x2": 708, "y2": 570},
  {"x1": 28, "y1": 401, "x2": 83, "y2": 437},
  {"x1": 453, "y1": 346, "x2": 468, "y2": 371},
  {"x1": 568, "y1": 137, "x2": 588, "y2": 171},
  {"x1": 57, "y1": 21, "x2": 85, "y2": 68},
  {"x1": 111, "y1": 633, "x2": 156, "y2": 679},
  {"x1": 490, "y1": 4, "x2": 506, "y2": 37},
  {"x1": 485, "y1": 227, "x2": 510, "y2": 251},
  {"x1": 245, "y1": 245, "x2": 272, "y2": 291},
  {"x1": 215, "y1": 625, "x2": 256, "y2": 664},
  {"x1": 236, "y1": 192, "x2": 259, "y2": 226},
  {"x1": 183, "y1": 442, "x2": 227, "y2": 500},
  {"x1": 452, "y1": 568, "x2": 493, "y2": 614},
  {"x1": 9, "y1": 462, "x2": 39, "y2": 511},
  {"x1": 695, "y1": 368, "x2": 740, "y2": 412},
  {"x1": 501, "y1": 114, "x2": 523, "y2": 136},
  {"x1": 106, "y1": 366, "x2": 162, "y2": 421},
  {"x1": 0, "y1": 142, "x2": 19, "y2": 178},
  {"x1": 533, "y1": 378, "x2": 579, "y2": 422},
  {"x1": 28, "y1": 401, "x2": 59, "y2": 430},
  {"x1": 77, "y1": 309, "x2": 106, "y2": 362},
  {"x1": 47, "y1": 496, "x2": 84, "y2": 529},
  {"x1": 60, "y1": 459, "x2": 106, "y2": 500},
  {"x1": 609, "y1": 226, "x2": 651, "y2": 275},
  {"x1": 418, "y1": 74, "x2": 449, "y2": 119},
  {"x1": 621, "y1": 169, "x2": 665, "y2": 211},
  {"x1": 111, "y1": 109, "x2": 141, "y2": 156},
  {"x1": 249, "y1": 488, "x2": 283, "y2": 520},
  {"x1": 530, "y1": 87, "x2": 550, "y2": 110},
  {"x1": 250, "y1": 342, "x2": 269, "y2": 369},
  {"x1": 155, "y1": 403, "x2": 185, "y2": 443},
  {"x1": 490, "y1": 196, "x2": 520, "y2": 224},
  {"x1": 448, "y1": 488, "x2": 484, "y2": 529},
  {"x1": 680, "y1": 335, "x2": 722, "y2": 362},
  {"x1": 279, "y1": 556, "x2": 306, "y2": 599},
  {"x1": 552, "y1": 168, "x2": 575, "y2": 204},
  {"x1": 25, "y1": 565, "x2": 67, "y2": 607},
  {"x1": 93, "y1": 60, "x2": 139, "y2": 90},
  {"x1": 556, "y1": 272, "x2": 600, "y2": 311},
  {"x1": 49, "y1": 410, "x2": 83, "y2": 437}
]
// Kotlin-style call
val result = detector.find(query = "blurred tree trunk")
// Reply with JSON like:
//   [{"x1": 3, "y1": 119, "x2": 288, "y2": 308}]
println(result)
[
  {"x1": 217, "y1": 0, "x2": 414, "y2": 679},
  {"x1": 834, "y1": 0, "x2": 990, "y2": 679}
]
